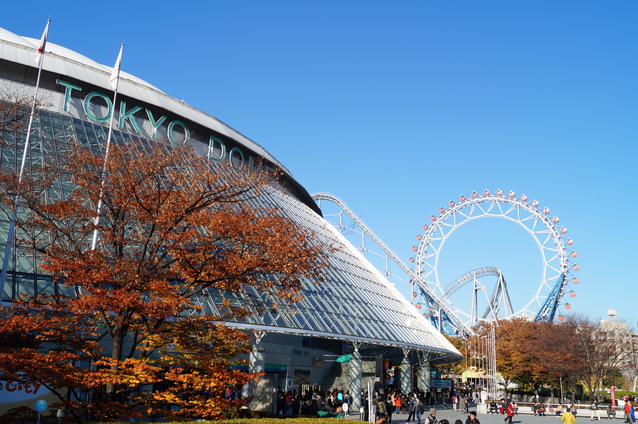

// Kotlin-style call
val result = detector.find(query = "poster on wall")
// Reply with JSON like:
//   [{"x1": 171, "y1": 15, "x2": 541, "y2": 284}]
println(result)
[
  {"x1": 430, "y1": 379, "x2": 452, "y2": 389},
  {"x1": 0, "y1": 380, "x2": 65, "y2": 416}
]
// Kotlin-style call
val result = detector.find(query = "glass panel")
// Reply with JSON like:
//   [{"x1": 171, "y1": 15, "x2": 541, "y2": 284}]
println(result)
[
  {"x1": 15, "y1": 271, "x2": 35, "y2": 297},
  {"x1": 15, "y1": 246, "x2": 35, "y2": 273},
  {"x1": 37, "y1": 274, "x2": 55, "y2": 295}
]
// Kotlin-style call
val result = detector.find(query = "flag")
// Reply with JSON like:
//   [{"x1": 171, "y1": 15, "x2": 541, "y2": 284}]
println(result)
[
  {"x1": 109, "y1": 43, "x2": 124, "y2": 90},
  {"x1": 33, "y1": 19, "x2": 50, "y2": 67}
]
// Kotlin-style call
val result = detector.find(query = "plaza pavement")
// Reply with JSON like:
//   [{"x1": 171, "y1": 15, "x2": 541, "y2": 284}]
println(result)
[{"x1": 348, "y1": 404, "x2": 617, "y2": 424}]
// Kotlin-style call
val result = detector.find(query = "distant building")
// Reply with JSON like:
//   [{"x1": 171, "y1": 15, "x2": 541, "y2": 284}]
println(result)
[{"x1": 599, "y1": 310, "x2": 638, "y2": 384}]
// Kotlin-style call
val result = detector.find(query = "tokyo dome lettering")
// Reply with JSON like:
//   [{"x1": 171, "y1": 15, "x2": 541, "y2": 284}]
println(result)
[
  {"x1": 55, "y1": 80, "x2": 267, "y2": 173},
  {"x1": 57, "y1": 79, "x2": 190, "y2": 146},
  {"x1": 208, "y1": 135, "x2": 272, "y2": 173}
]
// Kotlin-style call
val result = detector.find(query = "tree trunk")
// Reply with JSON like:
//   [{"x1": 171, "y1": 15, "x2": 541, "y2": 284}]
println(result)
[{"x1": 107, "y1": 326, "x2": 125, "y2": 399}]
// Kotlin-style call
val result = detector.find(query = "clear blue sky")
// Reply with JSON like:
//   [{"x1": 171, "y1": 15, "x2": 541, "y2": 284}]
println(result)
[{"x1": 3, "y1": 1, "x2": 637, "y2": 327}]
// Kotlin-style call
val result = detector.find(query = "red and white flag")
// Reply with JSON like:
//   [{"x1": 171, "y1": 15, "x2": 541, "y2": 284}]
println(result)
[
  {"x1": 34, "y1": 19, "x2": 50, "y2": 67},
  {"x1": 109, "y1": 43, "x2": 124, "y2": 90}
]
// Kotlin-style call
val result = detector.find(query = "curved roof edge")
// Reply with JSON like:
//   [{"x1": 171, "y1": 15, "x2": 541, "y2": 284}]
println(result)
[
  {"x1": 0, "y1": 26, "x2": 320, "y2": 214},
  {"x1": 223, "y1": 321, "x2": 463, "y2": 364}
]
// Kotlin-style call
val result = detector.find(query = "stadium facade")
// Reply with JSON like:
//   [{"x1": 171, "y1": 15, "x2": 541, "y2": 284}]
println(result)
[{"x1": 0, "y1": 27, "x2": 461, "y2": 413}]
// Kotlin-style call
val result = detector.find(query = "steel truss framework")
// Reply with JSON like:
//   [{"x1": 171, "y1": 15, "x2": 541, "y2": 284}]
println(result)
[
  {"x1": 313, "y1": 193, "x2": 474, "y2": 338},
  {"x1": 415, "y1": 192, "x2": 577, "y2": 331},
  {"x1": 314, "y1": 191, "x2": 578, "y2": 338},
  {"x1": 445, "y1": 267, "x2": 514, "y2": 328}
]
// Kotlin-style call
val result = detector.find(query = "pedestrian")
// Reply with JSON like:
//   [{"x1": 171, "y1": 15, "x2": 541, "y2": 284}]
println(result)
[
  {"x1": 378, "y1": 395, "x2": 387, "y2": 418},
  {"x1": 452, "y1": 395, "x2": 458, "y2": 412},
  {"x1": 563, "y1": 409, "x2": 577, "y2": 424},
  {"x1": 395, "y1": 393, "x2": 403, "y2": 414},
  {"x1": 624, "y1": 398, "x2": 632, "y2": 424},
  {"x1": 383, "y1": 394, "x2": 393, "y2": 424},
  {"x1": 556, "y1": 403, "x2": 564, "y2": 416},
  {"x1": 460, "y1": 395, "x2": 467, "y2": 414},
  {"x1": 590, "y1": 400, "x2": 601, "y2": 421},
  {"x1": 538, "y1": 402, "x2": 546, "y2": 417},
  {"x1": 416, "y1": 396, "x2": 423, "y2": 424},
  {"x1": 504, "y1": 401, "x2": 515, "y2": 424},
  {"x1": 407, "y1": 395, "x2": 417, "y2": 423},
  {"x1": 424, "y1": 408, "x2": 437, "y2": 424},
  {"x1": 466, "y1": 411, "x2": 480, "y2": 424}
]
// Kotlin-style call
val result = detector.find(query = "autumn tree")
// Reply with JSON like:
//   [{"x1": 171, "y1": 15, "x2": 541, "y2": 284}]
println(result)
[
  {"x1": 432, "y1": 334, "x2": 467, "y2": 376},
  {"x1": 0, "y1": 139, "x2": 328, "y2": 422},
  {"x1": 563, "y1": 315, "x2": 633, "y2": 401},
  {"x1": 474, "y1": 319, "x2": 541, "y2": 395},
  {"x1": 0, "y1": 86, "x2": 34, "y2": 138},
  {"x1": 530, "y1": 320, "x2": 585, "y2": 402},
  {"x1": 463, "y1": 315, "x2": 635, "y2": 402},
  {"x1": 466, "y1": 319, "x2": 561, "y2": 399}
]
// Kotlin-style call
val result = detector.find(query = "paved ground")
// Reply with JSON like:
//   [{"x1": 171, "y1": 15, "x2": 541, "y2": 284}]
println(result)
[{"x1": 348, "y1": 405, "x2": 618, "y2": 424}]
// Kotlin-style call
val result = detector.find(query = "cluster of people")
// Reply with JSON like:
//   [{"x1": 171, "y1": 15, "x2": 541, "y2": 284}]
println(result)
[
  {"x1": 486, "y1": 400, "x2": 515, "y2": 424},
  {"x1": 278, "y1": 387, "x2": 352, "y2": 416},
  {"x1": 280, "y1": 384, "x2": 630, "y2": 424},
  {"x1": 372, "y1": 390, "x2": 481, "y2": 424},
  {"x1": 370, "y1": 389, "x2": 419, "y2": 423},
  {"x1": 453, "y1": 393, "x2": 473, "y2": 413},
  {"x1": 365, "y1": 388, "x2": 451, "y2": 424},
  {"x1": 377, "y1": 403, "x2": 479, "y2": 424},
  {"x1": 623, "y1": 396, "x2": 636, "y2": 424}
]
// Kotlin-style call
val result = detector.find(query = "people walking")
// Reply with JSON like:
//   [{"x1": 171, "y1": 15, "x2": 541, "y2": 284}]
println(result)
[
  {"x1": 407, "y1": 395, "x2": 417, "y2": 423},
  {"x1": 466, "y1": 411, "x2": 480, "y2": 424},
  {"x1": 416, "y1": 397, "x2": 423, "y2": 424},
  {"x1": 590, "y1": 400, "x2": 601, "y2": 421},
  {"x1": 459, "y1": 395, "x2": 467, "y2": 414},
  {"x1": 395, "y1": 393, "x2": 403, "y2": 414},
  {"x1": 504, "y1": 401, "x2": 515, "y2": 424},
  {"x1": 563, "y1": 409, "x2": 578, "y2": 424},
  {"x1": 624, "y1": 398, "x2": 633, "y2": 424},
  {"x1": 424, "y1": 408, "x2": 437, "y2": 424}
]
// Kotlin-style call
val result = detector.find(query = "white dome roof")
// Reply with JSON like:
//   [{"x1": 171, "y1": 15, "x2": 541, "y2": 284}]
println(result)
[{"x1": 0, "y1": 26, "x2": 291, "y2": 177}]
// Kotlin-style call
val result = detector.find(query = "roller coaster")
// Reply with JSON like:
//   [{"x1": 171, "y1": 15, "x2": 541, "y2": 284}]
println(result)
[{"x1": 312, "y1": 190, "x2": 579, "y2": 338}]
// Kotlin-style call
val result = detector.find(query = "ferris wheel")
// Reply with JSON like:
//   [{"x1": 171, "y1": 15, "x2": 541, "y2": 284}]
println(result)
[{"x1": 411, "y1": 189, "x2": 579, "y2": 331}]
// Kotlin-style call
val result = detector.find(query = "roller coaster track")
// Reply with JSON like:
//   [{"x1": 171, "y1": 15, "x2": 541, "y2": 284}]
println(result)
[{"x1": 312, "y1": 193, "x2": 475, "y2": 338}]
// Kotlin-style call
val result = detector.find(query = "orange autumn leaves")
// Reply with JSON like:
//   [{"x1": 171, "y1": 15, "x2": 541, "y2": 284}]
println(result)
[{"x1": 0, "y1": 141, "x2": 328, "y2": 422}]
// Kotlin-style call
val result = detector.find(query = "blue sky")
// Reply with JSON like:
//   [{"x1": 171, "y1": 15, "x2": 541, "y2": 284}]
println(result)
[{"x1": 3, "y1": 1, "x2": 637, "y2": 327}]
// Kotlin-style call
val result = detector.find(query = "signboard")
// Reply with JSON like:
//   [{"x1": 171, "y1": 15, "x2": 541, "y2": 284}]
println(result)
[
  {"x1": 430, "y1": 378, "x2": 452, "y2": 389},
  {"x1": 35, "y1": 400, "x2": 47, "y2": 412},
  {"x1": 0, "y1": 380, "x2": 63, "y2": 416}
]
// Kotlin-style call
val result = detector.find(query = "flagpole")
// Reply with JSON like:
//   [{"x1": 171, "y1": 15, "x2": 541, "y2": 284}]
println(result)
[
  {"x1": 0, "y1": 19, "x2": 51, "y2": 303},
  {"x1": 90, "y1": 43, "x2": 123, "y2": 251}
]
